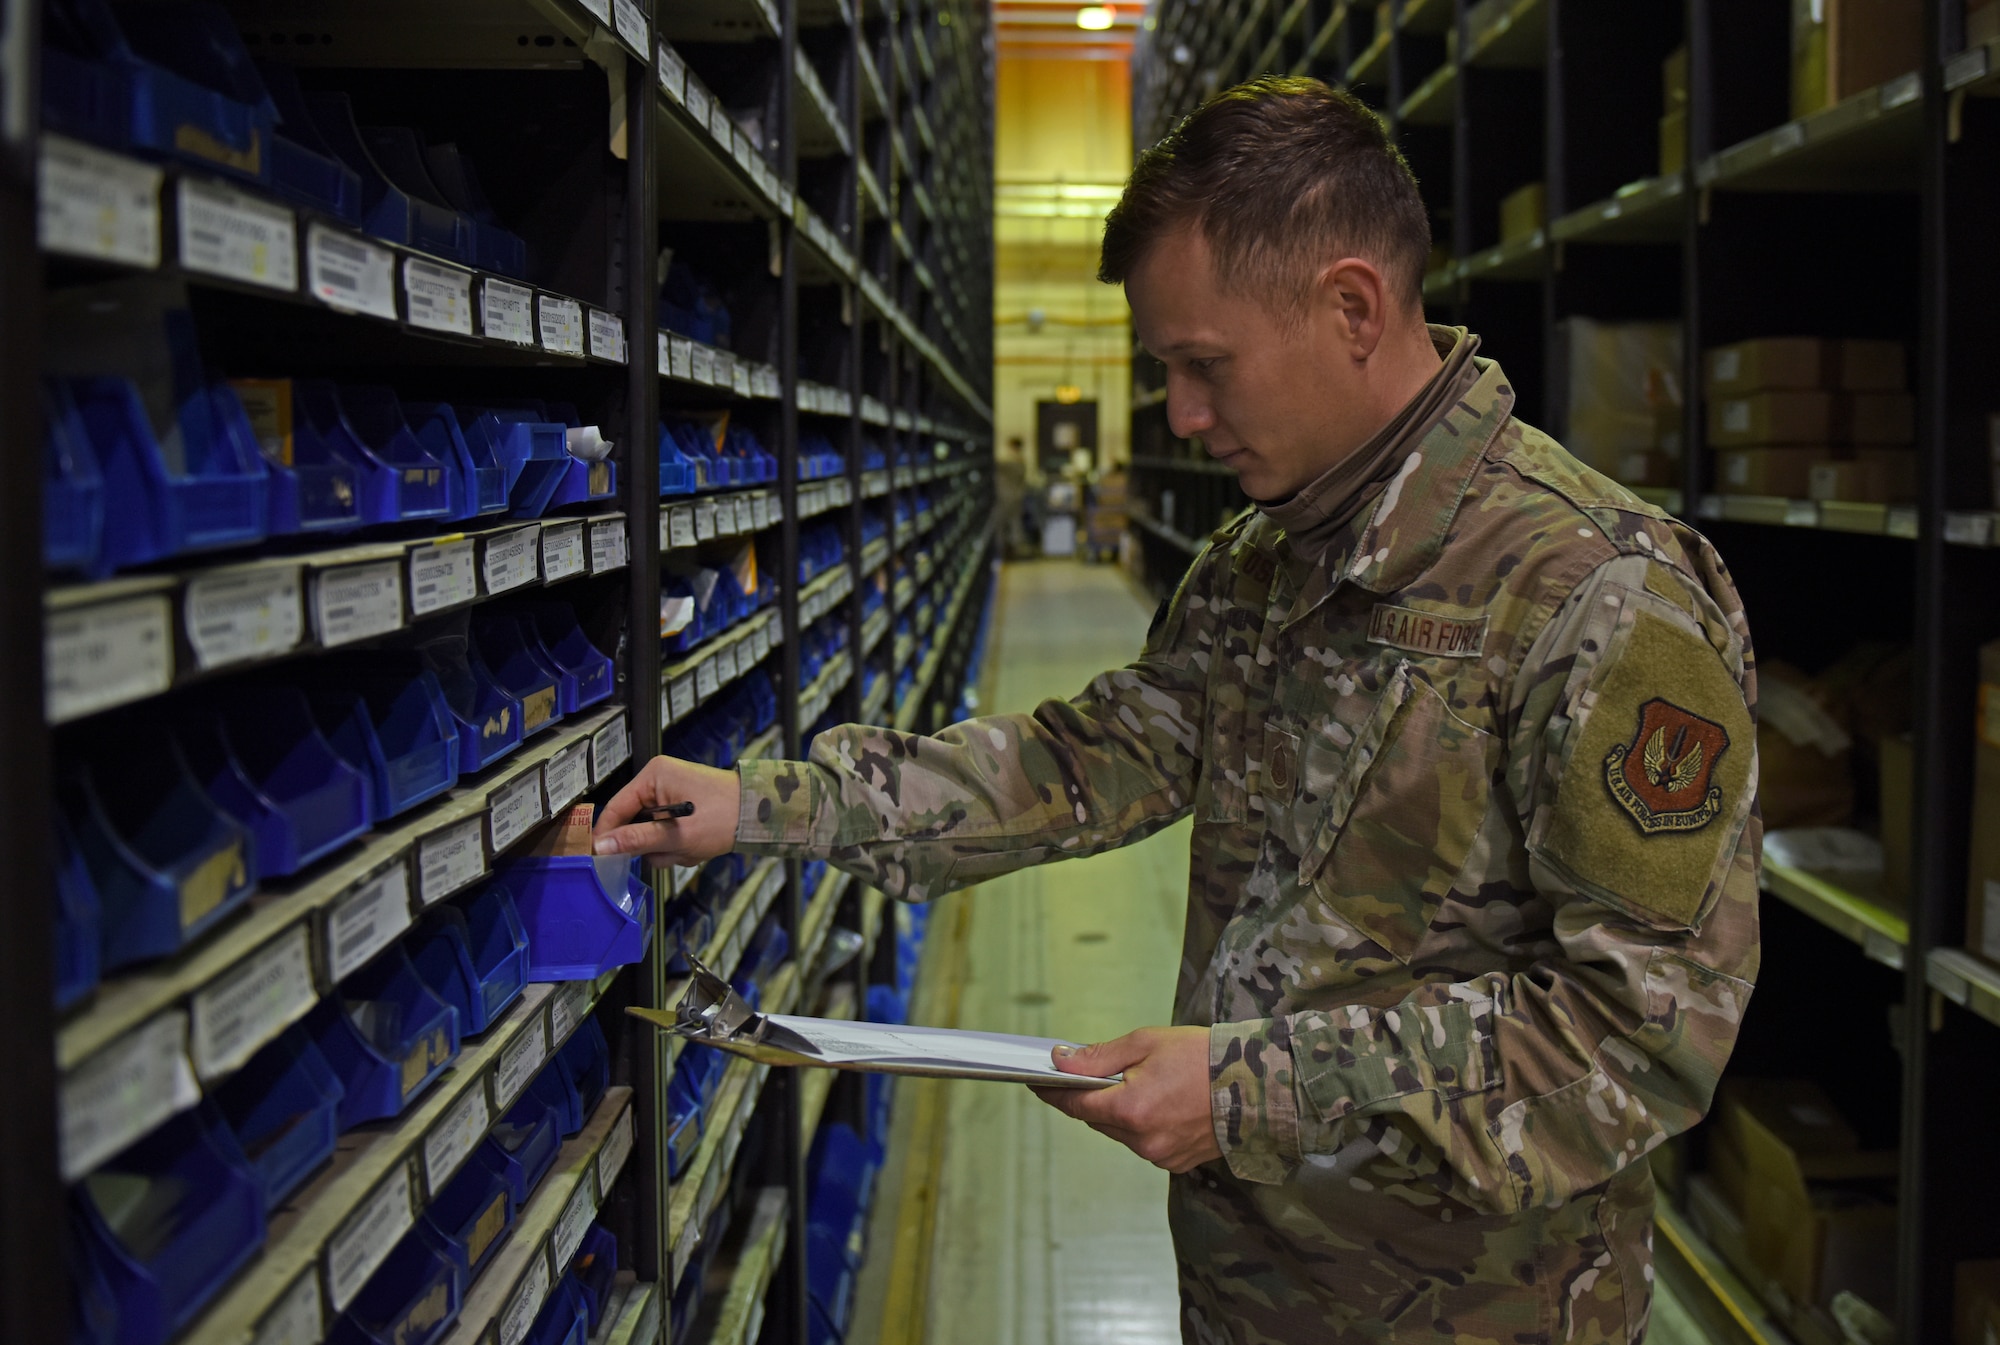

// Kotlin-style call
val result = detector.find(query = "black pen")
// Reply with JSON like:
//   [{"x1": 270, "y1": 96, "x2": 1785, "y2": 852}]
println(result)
[{"x1": 634, "y1": 801, "x2": 697, "y2": 821}]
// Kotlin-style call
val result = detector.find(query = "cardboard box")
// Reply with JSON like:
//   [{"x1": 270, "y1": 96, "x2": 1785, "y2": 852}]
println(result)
[
  {"x1": 1663, "y1": 45, "x2": 1689, "y2": 111},
  {"x1": 1615, "y1": 449, "x2": 1678, "y2": 488},
  {"x1": 1806, "y1": 449, "x2": 1917, "y2": 503},
  {"x1": 1706, "y1": 337, "x2": 1837, "y2": 396},
  {"x1": 1840, "y1": 338, "x2": 1908, "y2": 391},
  {"x1": 1655, "y1": 405, "x2": 1685, "y2": 458},
  {"x1": 1879, "y1": 731, "x2": 1912, "y2": 899},
  {"x1": 1500, "y1": 181, "x2": 1545, "y2": 245},
  {"x1": 1758, "y1": 662, "x2": 1856, "y2": 827},
  {"x1": 1956, "y1": 1260, "x2": 2000, "y2": 1345},
  {"x1": 1793, "y1": 0, "x2": 1925, "y2": 119},
  {"x1": 1845, "y1": 392, "x2": 1916, "y2": 443},
  {"x1": 1710, "y1": 390, "x2": 1836, "y2": 445},
  {"x1": 1660, "y1": 108, "x2": 1687, "y2": 177},
  {"x1": 1718, "y1": 446, "x2": 1827, "y2": 496},
  {"x1": 1966, "y1": 642, "x2": 2000, "y2": 963}
]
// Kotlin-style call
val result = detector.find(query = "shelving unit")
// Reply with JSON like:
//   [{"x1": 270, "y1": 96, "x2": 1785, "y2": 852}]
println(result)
[
  {"x1": 1128, "y1": 3, "x2": 2000, "y2": 1341},
  {"x1": 10, "y1": 2, "x2": 994, "y2": 1343}
]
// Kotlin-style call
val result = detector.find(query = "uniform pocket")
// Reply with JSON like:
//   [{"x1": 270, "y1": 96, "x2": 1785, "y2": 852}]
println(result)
[{"x1": 1299, "y1": 666, "x2": 1498, "y2": 963}]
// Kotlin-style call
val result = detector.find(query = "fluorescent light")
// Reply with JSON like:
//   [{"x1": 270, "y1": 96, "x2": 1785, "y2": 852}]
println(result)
[{"x1": 1076, "y1": 6, "x2": 1115, "y2": 30}]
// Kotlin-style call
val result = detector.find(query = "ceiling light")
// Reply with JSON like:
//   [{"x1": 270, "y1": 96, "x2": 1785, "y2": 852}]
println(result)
[{"x1": 1076, "y1": 6, "x2": 1115, "y2": 31}]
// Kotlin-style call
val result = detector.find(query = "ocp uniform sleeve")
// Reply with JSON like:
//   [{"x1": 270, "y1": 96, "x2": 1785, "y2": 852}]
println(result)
[
  {"x1": 1210, "y1": 552, "x2": 1762, "y2": 1206},
  {"x1": 731, "y1": 535, "x2": 1228, "y2": 901}
]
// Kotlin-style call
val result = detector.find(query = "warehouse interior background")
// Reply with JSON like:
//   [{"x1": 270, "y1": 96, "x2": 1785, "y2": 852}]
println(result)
[{"x1": 14, "y1": 1, "x2": 2000, "y2": 1345}]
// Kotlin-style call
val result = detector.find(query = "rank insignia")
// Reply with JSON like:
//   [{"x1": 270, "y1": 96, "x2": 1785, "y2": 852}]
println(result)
[{"x1": 1603, "y1": 698, "x2": 1730, "y2": 835}]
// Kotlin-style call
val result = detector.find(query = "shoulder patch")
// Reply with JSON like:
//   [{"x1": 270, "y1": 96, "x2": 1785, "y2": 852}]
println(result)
[{"x1": 1536, "y1": 608, "x2": 1754, "y2": 931}]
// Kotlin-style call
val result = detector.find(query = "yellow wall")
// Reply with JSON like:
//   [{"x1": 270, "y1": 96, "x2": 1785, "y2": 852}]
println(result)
[{"x1": 994, "y1": 58, "x2": 1132, "y2": 479}]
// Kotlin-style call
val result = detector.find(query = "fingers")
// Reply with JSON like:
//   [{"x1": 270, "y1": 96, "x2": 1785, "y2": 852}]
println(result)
[
  {"x1": 1052, "y1": 1029, "x2": 1154, "y2": 1078},
  {"x1": 591, "y1": 820, "x2": 679, "y2": 859}
]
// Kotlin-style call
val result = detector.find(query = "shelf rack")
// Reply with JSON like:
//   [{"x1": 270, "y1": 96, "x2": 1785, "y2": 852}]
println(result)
[
  {"x1": 1128, "y1": 2, "x2": 2000, "y2": 1340},
  {"x1": 8, "y1": 2, "x2": 995, "y2": 1344}
]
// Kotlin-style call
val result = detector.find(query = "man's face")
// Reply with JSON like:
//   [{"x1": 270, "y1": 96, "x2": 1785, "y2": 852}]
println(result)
[{"x1": 1127, "y1": 227, "x2": 1368, "y2": 502}]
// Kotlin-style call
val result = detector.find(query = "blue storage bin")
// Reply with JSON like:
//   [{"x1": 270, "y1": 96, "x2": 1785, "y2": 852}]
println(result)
[
  {"x1": 69, "y1": 373, "x2": 269, "y2": 573},
  {"x1": 293, "y1": 382, "x2": 453, "y2": 525},
  {"x1": 327, "y1": 1222, "x2": 463, "y2": 1345},
  {"x1": 54, "y1": 812, "x2": 103, "y2": 1011},
  {"x1": 228, "y1": 378, "x2": 366, "y2": 537},
  {"x1": 805, "y1": 1222, "x2": 853, "y2": 1334},
  {"x1": 407, "y1": 887, "x2": 529, "y2": 1036},
  {"x1": 573, "y1": 1225, "x2": 618, "y2": 1329},
  {"x1": 361, "y1": 125, "x2": 509, "y2": 275},
  {"x1": 69, "y1": 1203, "x2": 120, "y2": 1345},
  {"x1": 405, "y1": 401, "x2": 506, "y2": 521},
  {"x1": 311, "y1": 944, "x2": 460, "y2": 1130},
  {"x1": 659, "y1": 423, "x2": 698, "y2": 496},
  {"x1": 64, "y1": 735, "x2": 255, "y2": 971},
  {"x1": 866, "y1": 984, "x2": 909, "y2": 1026},
  {"x1": 524, "y1": 1275, "x2": 588, "y2": 1345},
  {"x1": 72, "y1": 1103, "x2": 267, "y2": 1345},
  {"x1": 255, "y1": 60, "x2": 362, "y2": 224},
  {"x1": 492, "y1": 854, "x2": 651, "y2": 982},
  {"x1": 419, "y1": 633, "x2": 525, "y2": 774},
  {"x1": 730, "y1": 917, "x2": 790, "y2": 1009},
  {"x1": 554, "y1": 1016, "x2": 609, "y2": 1116},
  {"x1": 471, "y1": 612, "x2": 563, "y2": 739},
  {"x1": 461, "y1": 409, "x2": 568, "y2": 519},
  {"x1": 421, "y1": 141, "x2": 529, "y2": 280},
  {"x1": 481, "y1": 1084, "x2": 560, "y2": 1207},
  {"x1": 808, "y1": 1295, "x2": 842, "y2": 1345},
  {"x1": 545, "y1": 453, "x2": 617, "y2": 510},
  {"x1": 213, "y1": 1026, "x2": 345, "y2": 1210},
  {"x1": 305, "y1": 660, "x2": 461, "y2": 823},
  {"x1": 665, "y1": 1063, "x2": 704, "y2": 1178},
  {"x1": 528, "y1": 606, "x2": 613, "y2": 713},
  {"x1": 420, "y1": 1145, "x2": 515, "y2": 1280},
  {"x1": 43, "y1": 378, "x2": 105, "y2": 572},
  {"x1": 184, "y1": 687, "x2": 370, "y2": 880},
  {"x1": 530, "y1": 1051, "x2": 587, "y2": 1139},
  {"x1": 307, "y1": 92, "x2": 473, "y2": 261}
]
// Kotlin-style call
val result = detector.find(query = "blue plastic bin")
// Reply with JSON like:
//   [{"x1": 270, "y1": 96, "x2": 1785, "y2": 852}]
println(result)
[
  {"x1": 529, "y1": 1054, "x2": 586, "y2": 1139},
  {"x1": 528, "y1": 606, "x2": 614, "y2": 713},
  {"x1": 326, "y1": 1222, "x2": 463, "y2": 1345},
  {"x1": 407, "y1": 886, "x2": 530, "y2": 1036},
  {"x1": 230, "y1": 378, "x2": 365, "y2": 537},
  {"x1": 659, "y1": 423, "x2": 698, "y2": 496},
  {"x1": 573, "y1": 1226, "x2": 619, "y2": 1329},
  {"x1": 491, "y1": 854, "x2": 651, "y2": 982},
  {"x1": 213, "y1": 1026, "x2": 345, "y2": 1210},
  {"x1": 471, "y1": 612, "x2": 563, "y2": 739},
  {"x1": 43, "y1": 378, "x2": 105, "y2": 571},
  {"x1": 405, "y1": 402, "x2": 506, "y2": 521},
  {"x1": 254, "y1": 60, "x2": 362, "y2": 223},
  {"x1": 185, "y1": 687, "x2": 370, "y2": 880},
  {"x1": 524, "y1": 1276, "x2": 588, "y2": 1345},
  {"x1": 307, "y1": 92, "x2": 474, "y2": 261},
  {"x1": 310, "y1": 944, "x2": 460, "y2": 1130},
  {"x1": 293, "y1": 382, "x2": 453, "y2": 525},
  {"x1": 461, "y1": 409, "x2": 568, "y2": 519},
  {"x1": 305, "y1": 661, "x2": 461, "y2": 823},
  {"x1": 71, "y1": 1104, "x2": 268, "y2": 1345},
  {"x1": 64, "y1": 735, "x2": 256, "y2": 970},
  {"x1": 481, "y1": 1084, "x2": 561, "y2": 1207},
  {"x1": 54, "y1": 812, "x2": 103, "y2": 1011},
  {"x1": 358, "y1": 129, "x2": 524, "y2": 278},
  {"x1": 554, "y1": 1016, "x2": 609, "y2": 1117},
  {"x1": 419, "y1": 633, "x2": 525, "y2": 774},
  {"x1": 421, "y1": 141, "x2": 529, "y2": 280},
  {"x1": 666, "y1": 1059, "x2": 706, "y2": 1178},
  {"x1": 420, "y1": 1145, "x2": 515, "y2": 1281}
]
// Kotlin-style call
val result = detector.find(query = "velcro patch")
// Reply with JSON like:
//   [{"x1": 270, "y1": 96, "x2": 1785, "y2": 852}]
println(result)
[{"x1": 1367, "y1": 603, "x2": 1488, "y2": 658}]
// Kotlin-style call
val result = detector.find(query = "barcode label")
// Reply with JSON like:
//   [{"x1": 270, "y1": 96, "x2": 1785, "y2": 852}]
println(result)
[
  {"x1": 669, "y1": 505, "x2": 697, "y2": 548},
  {"x1": 178, "y1": 179, "x2": 297, "y2": 291},
  {"x1": 327, "y1": 1165, "x2": 414, "y2": 1310},
  {"x1": 686, "y1": 83, "x2": 713, "y2": 130},
  {"x1": 694, "y1": 498, "x2": 717, "y2": 540},
  {"x1": 190, "y1": 926, "x2": 317, "y2": 1080},
  {"x1": 59, "y1": 1011, "x2": 199, "y2": 1181},
  {"x1": 489, "y1": 771, "x2": 546, "y2": 853},
  {"x1": 550, "y1": 981, "x2": 591, "y2": 1044},
  {"x1": 555, "y1": 1180, "x2": 598, "y2": 1269},
  {"x1": 598, "y1": 1105, "x2": 635, "y2": 1192},
  {"x1": 658, "y1": 43, "x2": 688, "y2": 102},
  {"x1": 45, "y1": 593, "x2": 173, "y2": 724},
  {"x1": 307, "y1": 224, "x2": 396, "y2": 319},
  {"x1": 588, "y1": 307, "x2": 628, "y2": 362},
  {"x1": 185, "y1": 566, "x2": 304, "y2": 670},
  {"x1": 418, "y1": 817, "x2": 486, "y2": 905},
  {"x1": 249, "y1": 1271, "x2": 323, "y2": 1345},
  {"x1": 589, "y1": 517, "x2": 627, "y2": 573},
  {"x1": 328, "y1": 863, "x2": 413, "y2": 982},
  {"x1": 499, "y1": 1249, "x2": 553, "y2": 1345},
  {"x1": 408, "y1": 539, "x2": 478, "y2": 615},
  {"x1": 669, "y1": 674, "x2": 696, "y2": 721},
  {"x1": 691, "y1": 344, "x2": 715, "y2": 384},
  {"x1": 538, "y1": 294, "x2": 585, "y2": 355},
  {"x1": 716, "y1": 643, "x2": 738, "y2": 682},
  {"x1": 314, "y1": 561, "x2": 404, "y2": 646},
  {"x1": 423, "y1": 1084, "x2": 491, "y2": 1193},
  {"x1": 591, "y1": 713, "x2": 632, "y2": 781},
  {"x1": 482, "y1": 277, "x2": 535, "y2": 344},
  {"x1": 494, "y1": 1015, "x2": 548, "y2": 1109},
  {"x1": 612, "y1": 0, "x2": 647, "y2": 48},
  {"x1": 39, "y1": 135, "x2": 161, "y2": 266},
  {"x1": 543, "y1": 521, "x2": 586, "y2": 581},
  {"x1": 483, "y1": 526, "x2": 541, "y2": 592},
  {"x1": 402, "y1": 258, "x2": 474, "y2": 335},
  {"x1": 546, "y1": 739, "x2": 592, "y2": 811},
  {"x1": 670, "y1": 336, "x2": 694, "y2": 379},
  {"x1": 696, "y1": 658, "x2": 719, "y2": 700}
]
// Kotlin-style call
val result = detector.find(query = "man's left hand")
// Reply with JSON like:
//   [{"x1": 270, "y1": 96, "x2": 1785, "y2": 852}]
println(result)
[{"x1": 1031, "y1": 1026, "x2": 1223, "y2": 1174}]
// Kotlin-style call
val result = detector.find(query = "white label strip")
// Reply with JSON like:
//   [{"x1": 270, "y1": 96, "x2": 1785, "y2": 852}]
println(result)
[
  {"x1": 613, "y1": 0, "x2": 647, "y2": 48},
  {"x1": 39, "y1": 135, "x2": 162, "y2": 267},
  {"x1": 483, "y1": 526, "x2": 541, "y2": 593},
  {"x1": 694, "y1": 498, "x2": 717, "y2": 540},
  {"x1": 656, "y1": 330, "x2": 670, "y2": 377},
  {"x1": 482, "y1": 277, "x2": 535, "y2": 345},
  {"x1": 589, "y1": 517, "x2": 627, "y2": 573},
  {"x1": 545, "y1": 739, "x2": 592, "y2": 811},
  {"x1": 184, "y1": 566, "x2": 304, "y2": 671},
  {"x1": 403, "y1": 257, "x2": 474, "y2": 335},
  {"x1": 326, "y1": 1164, "x2": 415, "y2": 1311},
  {"x1": 669, "y1": 506, "x2": 696, "y2": 548},
  {"x1": 590, "y1": 713, "x2": 631, "y2": 781},
  {"x1": 499, "y1": 1248, "x2": 553, "y2": 1345},
  {"x1": 550, "y1": 981, "x2": 590, "y2": 1045},
  {"x1": 190, "y1": 925, "x2": 317, "y2": 1080},
  {"x1": 418, "y1": 816, "x2": 486, "y2": 905},
  {"x1": 313, "y1": 560, "x2": 403, "y2": 647},
  {"x1": 45, "y1": 593, "x2": 173, "y2": 723},
  {"x1": 494, "y1": 1015, "x2": 549, "y2": 1109},
  {"x1": 538, "y1": 294, "x2": 585, "y2": 355},
  {"x1": 658, "y1": 44, "x2": 687, "y2": 101},
  {"x1": 668, "y1": 674, "x2": 695, "y2": 722},
  {"x1": 588, "y1": 308, "x2": 628, "y2": 363},
  {"x1": 554, "y1": 1179, "x2": 598, "y2": 1268},
  {"x1": 489, "y1": 770, "x2": 547, "y2": 853},
  {"x1": 543, "y1": 521, "x2": 586, "y2": 582},
  {"x1": 578, "y1": 0, "x2": 610, "y2": 18},
  {"x1": 249, "y1": 1271, "x2": 324, "y2": 1345},
  {"x1": 327, "y1": 862, "x2": 414, "y2": 982},
  {"x1": 178, "y1": 179, "x2": 297, "y2": 291},
  {"x1": 306, "y1": 224, "x2": 396, "y2": 319},
  {"x1": 691, "y1": 345, "x2": 714, "y2": 385},
  {"x1": 423, "y1": 1083, "x2": 492, "y2": 1194},
  {"x1": 598, "y1": 1105, "x2": 635, "y2": 1193},
  {"x1": 59, "y1": 1011, "x2": 199, "y2": 1181},
  {"x1": 408, "y1": 539, "x2": 479, "y2": 616},
  {"x1": 696, "y1": 657, "x2": 719, "y2": 701},
  {"x1": 670, "y1": 337, "x2": 693, "y2": 380}
]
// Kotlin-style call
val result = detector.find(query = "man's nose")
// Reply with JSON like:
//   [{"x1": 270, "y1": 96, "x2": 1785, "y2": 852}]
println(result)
[{"x1": 1166, "y1": 373, "x2": 1215, "y2": 440}]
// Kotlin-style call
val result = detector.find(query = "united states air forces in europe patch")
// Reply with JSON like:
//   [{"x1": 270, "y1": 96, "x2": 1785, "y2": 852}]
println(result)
[{"x1": 1605, "y1": 698, "x2": 1730, "y2": 834}]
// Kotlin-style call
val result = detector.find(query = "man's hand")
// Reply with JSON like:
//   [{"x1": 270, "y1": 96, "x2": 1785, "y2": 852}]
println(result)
[
  {"x1": 592, "y1": 755, "x2": 742, "y2": 865},
  {"x1": 1031, "y1": 1026, "x2": 1223, "y2": 1174}
]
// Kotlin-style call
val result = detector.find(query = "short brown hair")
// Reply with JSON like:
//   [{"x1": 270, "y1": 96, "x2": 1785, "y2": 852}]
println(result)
[{"x1": 1099, "y1": 77, "x2": 1431, "y2": 311}]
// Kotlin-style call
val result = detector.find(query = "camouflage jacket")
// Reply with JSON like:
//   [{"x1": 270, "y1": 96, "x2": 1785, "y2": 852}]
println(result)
[{"x1": 736, "y1": 351, "x2": 1761, "y2": 1344}]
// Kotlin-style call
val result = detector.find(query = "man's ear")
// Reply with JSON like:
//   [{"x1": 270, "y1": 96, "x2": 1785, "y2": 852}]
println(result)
[{"x1": 1317, "y1": 256, "x2": 1390, "y2": 359}]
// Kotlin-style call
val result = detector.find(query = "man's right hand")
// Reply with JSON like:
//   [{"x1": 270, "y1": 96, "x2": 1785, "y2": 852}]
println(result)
[{"x1": 592, "y1": 755, "x2": 742, "y2": 865}]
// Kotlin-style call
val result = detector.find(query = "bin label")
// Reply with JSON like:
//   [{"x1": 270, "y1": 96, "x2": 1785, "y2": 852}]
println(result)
[
  {"x1": 590, "y1": 517, "x2": 628, "y2": 573},
  {"x1": 613, "y1": 0, "x2": 647, "y2": 49},
  {"x1": 423, "y1": 1083, "x2": 491, "y2": 1193},
  {"x1": 483, "y1": 526, "x2": 541, "y2": 593},
  {"x1": 418, "y1": 816, "x2": 486, "y2": 905},
  {"x1": 191, "y1": 925, "x2": 317, "y2": 1080},
  {"x1": 409, "y1": 539, "x2": 478, "y2": 616},
  {"x1": 554, "y1": 1178, "x2": 597, "y2": 1268},
  {"x1": 499, "y1": 1249, "x2": 552, "y2": 1345},
  {"x1": 588, "y1": 307, "x2": 628, "y2": 363},
  {"x1": 495, "y1": 1015, "x2": 549, "y2": 1109},
  {"x1": 691, "y1": 344, "x2": 715, "y2": 386},
  {"x1": 696, "y1": 656, "x2": 719, "y2": 701},
  {"x1": 669, "y1": 505, "x2": 697, "y2": 549},
  {"x1": 658, "y1": 43, "x2": 687, "y2": 102},
  {"x1": 482, "y1": 277, "x2": 535, "y2": 345},
  {"x1": 538, "y1": 294, "x2": 585, "y2": 356},
  {"x1": 550, "y1": 981, "x2": 591, "y2": 1044},
  {"x1": 327, "y1": 1164, "x2": 415, "y2": 1310},
  {"x1": 489, "y1": 770, "x2": 547, "y2": 854},
  {"x1": 403, "y1": 257, "x2": 473, "y2": 335},
  {"x1": 545, "y1": 738, "x2": 592, "y2": 812},
  {"x1": 307, "y1": 224, "x2": 396, "y2": 320},
  {"x1": 59, "y1": 1011, "x2": 199, "y2": 1181},
  {"x1": 39, "y1": 135, "x2": 161, "y2": 267},
  {"x1": 179, "y1": 179, "x2": 297, "y2": 291},
  {"x1": 186, "y1": 565, "x2": 304, "y2": 670},
  {"x1": 250, "y1": 1270, "x2": 323, "y2": 1345},
  {"x1": 668, "y1": 674, "x2": 696, "y2": 723},
  {"x1": 45, "y1": 593, "x2": 173, "y2": 723},
  {"x1": 314, "y1": 560, "x2": 404, "y2": 647},
  {"x1": 670, "y1": 336, "x2": 694, "y2": 380},
  {"x1": 598, "y1": 1105, "x2": 635, "y2": 1192},
  {"x1": 543, "y1": 520, "x2": 586, "y2": 582},
  {"x1": 591, "y1": 713, "x2": 631, "y2": 780},
  {"x1": 328, "y1": 862, "x2": 413, "y2": 982}
]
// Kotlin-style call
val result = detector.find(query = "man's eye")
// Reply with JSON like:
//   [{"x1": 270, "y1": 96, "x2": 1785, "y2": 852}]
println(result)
[{"x1": 1189, "y1": 357, "x2": 1219, "y2": 374}]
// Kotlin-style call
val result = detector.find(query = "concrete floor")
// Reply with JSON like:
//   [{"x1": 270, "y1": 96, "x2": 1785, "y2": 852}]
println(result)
[{"x1": 907, "y1": 558, "x2": 1710, "y2": 1345}]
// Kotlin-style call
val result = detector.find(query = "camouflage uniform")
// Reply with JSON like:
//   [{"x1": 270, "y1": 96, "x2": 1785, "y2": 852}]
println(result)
[{"x1": 735, "y1": 337, "x2": 1761, "y2": 1344}]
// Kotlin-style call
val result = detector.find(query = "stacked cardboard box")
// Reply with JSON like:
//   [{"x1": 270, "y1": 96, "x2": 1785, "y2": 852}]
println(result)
[
  {"x1": 1791, "y1": 0, "x2": 1923, "y2": 119},
  {"x1": 1705, "y1": 336, "x2": 1914, "y2": 501},
  {"x1": 1087, "y1": 473, "x2": 1129, "y2": 551}
]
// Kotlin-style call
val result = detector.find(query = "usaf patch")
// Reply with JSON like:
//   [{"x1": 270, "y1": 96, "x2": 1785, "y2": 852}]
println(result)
[
  {"x1": 1604, "y1": 698, "x2": 1730, "y2": 834},
  {"x1": 1367, "y1": 603, "x2": 1487, "y2": 658}
]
